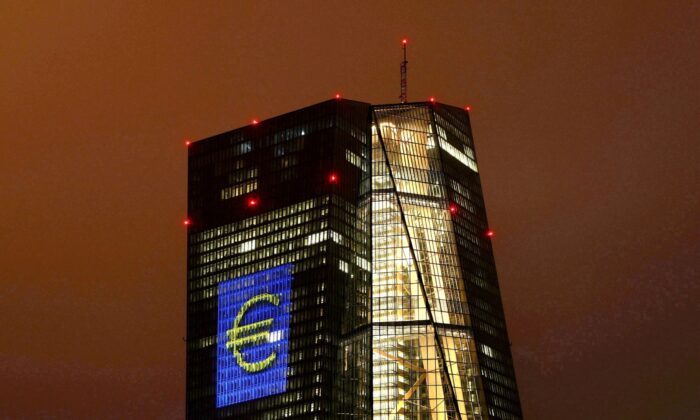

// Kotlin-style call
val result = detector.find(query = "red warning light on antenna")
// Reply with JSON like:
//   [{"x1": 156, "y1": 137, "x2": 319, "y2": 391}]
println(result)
[
  {"x1": 183, "y1": 218, "x2": 191, "y2": 226},
  {"x1": 402, "y1": 38, "x2": 408, "y2": 44},
  {"x1": 485, "y1": 229, "x2": 495, "y2": 238},
  {"x1": 185, "y1": 139, "x2": 192, "y2": 147},
  {"x1": 465, "y1": 105, "x2": 472, "y2": 112},
  {"x1": 335, "y1": 93, "x2": 341, "y2": 99},
  {"x1": 252, "y1": 119, "x2": 259, "y2": 125},
  {"x1": 429, "y1": 97, "x2": 436, "y2": 103}
]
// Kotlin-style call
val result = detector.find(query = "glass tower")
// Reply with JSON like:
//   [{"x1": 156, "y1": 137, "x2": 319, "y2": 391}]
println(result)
[
  {"x1": 370, "y1": 103, "x2": 520, "y2": 419},
  {"x1": 186, "y1": 99, "x2": 521, "y2": 419}
]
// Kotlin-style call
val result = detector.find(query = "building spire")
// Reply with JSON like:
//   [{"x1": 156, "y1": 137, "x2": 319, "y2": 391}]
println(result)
[{"x1": 400, "y1": 39, "x2": 408, "y2": 103}]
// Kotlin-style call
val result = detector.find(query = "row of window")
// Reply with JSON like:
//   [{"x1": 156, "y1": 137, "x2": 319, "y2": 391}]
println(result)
[
  {"x1": 189, "y1": 254, "x2": 326, "y2": 294},
  {"x1": 221, "y1": 179, "x2": 257, "y2": 200},
  {"x1": 227, "y1": 166, "x2": 258, "y2": 184},
  {"x1": 434, "y1": 112, "x2": 476, "y2": 151},
  {"x1": 190, "y1": 231, "x2": 327, "y2": 281},
  {"x1": 437, "y1": 131, "x2": 479, "y2": 173},
  {"x1": 192, "y1": 218, "x2": 327, "y2": 266},
  {"x1": 479, "y1": 359, "x2": 517, "y2": 389},
  {"x1": 190, "y1": 196, "x2": 328, "y2": 244}
]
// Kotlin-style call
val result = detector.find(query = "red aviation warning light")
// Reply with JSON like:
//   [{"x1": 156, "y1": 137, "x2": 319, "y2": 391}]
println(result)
[
  {"x1": 486, "y1": 229, "x2": 495, "y2": 238},
  {"x1": 429, "y1": 97, "x2": 436, "y2": 103},
  {"x1": 252, "y1": 119, "x2": 259, "y2": 125},
  {"x1": 335, "y1": 93, "x2": 341, "y2": 99},
  {"x1": 449, "y1": 204, "x2": 458, "y2": 214},
  {"x1": 185, "y1": 139, "x2": 192, "y2": 147},
  {"x1": 183, "y1": 218, "x2": 191, "y2": 226},
  {"x1": 328, "y1": 173, "x2": 339, "y2": 183},
  {"x1": 247, "y1": 197, "x2": 258, "y2": 207},
  {"x1": 402, "y1": 38, "x2": 408, "y2": 44},
  {"x1": 465, "y1": 105, "x2": 472, "y2": 112}
]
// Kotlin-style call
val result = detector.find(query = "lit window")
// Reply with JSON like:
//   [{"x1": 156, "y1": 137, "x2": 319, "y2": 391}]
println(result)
[
  {"x1": 304, "y1": 231, "x2": 328, "y2": 246},
  {"x1": 345, "y1": 149, "x2": 362, "y2": 168},
  {"x1": 221, "y1": 180, "x2": 257, "y2": 200},
  {"x1": 480, "y1": 343, "x2": 495, "y2": 358},
  {"x1": 355, "y1": 256, "x2": 370, "y2": 271},
  {"x1": 439, "y1": 139, "x2": 478, "y2": 172},
  {"x1": 238, "y1": 239, "x2": 256, "y2": 253},
  {"x1": 329, "y1": 230, "x2": 343, "y2": 244}
]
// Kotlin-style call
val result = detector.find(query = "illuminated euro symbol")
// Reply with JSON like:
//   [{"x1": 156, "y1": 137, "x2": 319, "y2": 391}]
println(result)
[{"x1": 226, "y1": 293, "x2": 281, "y2": 373}]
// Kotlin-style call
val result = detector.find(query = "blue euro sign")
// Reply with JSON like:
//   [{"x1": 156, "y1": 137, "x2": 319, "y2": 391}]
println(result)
[{"x1": 216, "y1": 264, "x2": 292, "y2": 407}]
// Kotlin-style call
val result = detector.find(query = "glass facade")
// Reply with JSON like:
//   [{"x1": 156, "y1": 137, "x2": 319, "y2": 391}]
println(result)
[
  {"x1": 187, "y1": 99, "x2": 372, "y2": 418},
  {"x1": 370, "y1": 104, "x2": 521, "y2": 419},
  {"x1": 187, "y1": 100, "x2": 521, "y2": 419}
]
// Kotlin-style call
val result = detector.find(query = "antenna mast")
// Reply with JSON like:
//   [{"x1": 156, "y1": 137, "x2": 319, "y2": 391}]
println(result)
[{"x1": 400, "y1": 39, "x2": 408, "y2": 103}]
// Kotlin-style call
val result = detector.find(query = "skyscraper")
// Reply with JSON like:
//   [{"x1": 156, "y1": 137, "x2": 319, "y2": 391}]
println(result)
[{"x1": 186, "y1": 98, "x2": 521, "y2": 419}]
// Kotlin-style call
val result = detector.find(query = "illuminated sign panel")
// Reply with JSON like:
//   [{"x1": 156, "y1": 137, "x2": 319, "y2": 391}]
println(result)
[{"x1": 216, "y1": 264, "x2": 292, "y2": 408}]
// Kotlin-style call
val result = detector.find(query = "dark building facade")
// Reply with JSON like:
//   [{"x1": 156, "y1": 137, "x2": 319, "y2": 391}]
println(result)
[{"x1": 187, "y1": 99, "x2": 521, "y2": 419}]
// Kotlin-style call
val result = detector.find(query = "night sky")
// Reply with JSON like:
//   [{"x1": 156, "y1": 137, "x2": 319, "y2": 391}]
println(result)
[{"x1": 2, "y1": 2, "x2": 699, "y2": 419}]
